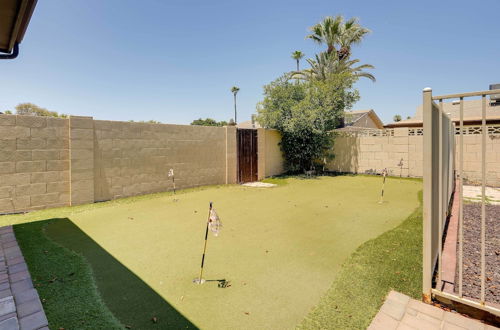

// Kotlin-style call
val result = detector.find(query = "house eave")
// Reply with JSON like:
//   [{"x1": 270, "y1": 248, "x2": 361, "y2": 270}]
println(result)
[{"x1": 0, "y1": 0, "x2": 37, "y2": 55}]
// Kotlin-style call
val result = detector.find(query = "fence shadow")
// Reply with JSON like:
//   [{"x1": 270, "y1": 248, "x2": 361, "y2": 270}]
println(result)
[{"x1": 42, "y1": 218, "x2": 197, "y2": 329}]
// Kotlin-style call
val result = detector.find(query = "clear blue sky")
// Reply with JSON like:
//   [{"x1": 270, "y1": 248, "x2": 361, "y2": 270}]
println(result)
[{"x1": 1, "y1": 0, "x2": 499, "y2": 124}]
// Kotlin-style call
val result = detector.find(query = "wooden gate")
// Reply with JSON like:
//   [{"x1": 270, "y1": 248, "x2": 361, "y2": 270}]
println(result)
[{"x1": 237, "y1": 129, "x2": 258, "y2": 183}]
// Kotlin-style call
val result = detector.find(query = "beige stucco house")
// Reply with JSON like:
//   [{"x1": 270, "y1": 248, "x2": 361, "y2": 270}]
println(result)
[{"x1": 341, "y1": 109, "x2": 384, "y2": 130}]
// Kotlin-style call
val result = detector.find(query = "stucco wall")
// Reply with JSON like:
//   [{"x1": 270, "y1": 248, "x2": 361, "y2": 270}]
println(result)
[{"x1": 263, "y1": 129, "x2": 285, "y2": 177}]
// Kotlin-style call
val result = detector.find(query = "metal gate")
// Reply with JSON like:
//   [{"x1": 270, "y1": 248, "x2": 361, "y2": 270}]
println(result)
[{"x1": 237, "y1": 129, "x2": 258, "y2": 183}]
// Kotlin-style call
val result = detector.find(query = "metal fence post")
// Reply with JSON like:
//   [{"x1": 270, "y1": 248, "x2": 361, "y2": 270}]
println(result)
[{"x1": 422, "y1": 87, "x2": 433, "y2": 303}]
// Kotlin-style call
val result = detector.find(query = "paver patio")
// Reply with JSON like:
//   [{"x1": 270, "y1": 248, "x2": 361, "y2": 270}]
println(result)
[
  {"x1": 369, "y1": 291, "x2": 498, "y2": 330},
  {"x1": 0, "y1": 226, "x2": 47, "y2": 330}
]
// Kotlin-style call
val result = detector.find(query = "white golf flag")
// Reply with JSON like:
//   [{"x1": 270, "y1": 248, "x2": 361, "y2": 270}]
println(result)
[
  {"x1": 208, "y1": 208, "x2": 222, "y2": 236},
  {"x1": 168, "y1": 169, "x2": 174, "y2": 177}
]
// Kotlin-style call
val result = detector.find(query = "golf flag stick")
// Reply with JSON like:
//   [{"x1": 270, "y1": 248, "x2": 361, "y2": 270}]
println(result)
[
  {"x1": 379, "y1": 168, "x2": 387, "y2": 204},
  {"x1": 168, "y1": 169, "x2": 176, "y2": 194},
  {"x1": 398, "y1": 158, "x2": 404, "y2": 183},
  {"x1": 197, "y1": 202, "x2": 212, "y2": 284}
]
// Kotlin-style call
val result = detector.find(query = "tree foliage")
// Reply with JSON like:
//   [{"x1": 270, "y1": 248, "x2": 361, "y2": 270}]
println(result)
[
  {"x1": 393, "y1": 114, "x2": 402, "y2": 122},
  {"x1": 190, "y1": 118, "x2": 228, "y2": 127},
  {"x1": 15, "y1": 103, "x2": 67, "y2": 118},
  {"x1": 291, "y1": 52, "x2": 375, "y2": 82},
  {"x1": 257, "y1": 73, "x2": 359, "y2": 172},
  {"x1": 291, "y1": 51, "x2": 305, "y2": 71},
  {"x1": 129, "y1": 119, "x2": 162, "y2": 124},
  {"x1": 256, "y1": 15, "x2": 372, "y2": 173},
  {"x1": 306, "y1": 15, "x2": 370, "y2": 59}
]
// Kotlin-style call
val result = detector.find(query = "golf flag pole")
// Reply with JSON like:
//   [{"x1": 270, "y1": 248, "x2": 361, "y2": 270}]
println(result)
[
  {"x1": 168, "y1": 169, "x2": 176, "y2": 194},
  {"x1": 197, "y1": 202, "x2": 212, "y2": 284},
  {"x1": 379, "y1": 168, "x2": 387, "y2": 204},
  {"x1": 398, "y1": 158, "x2": 404, "y2": 183}
]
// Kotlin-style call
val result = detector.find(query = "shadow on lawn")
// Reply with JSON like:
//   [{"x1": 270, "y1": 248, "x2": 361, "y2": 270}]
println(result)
[{"x1": 41, "y1": 218, "x2": 196, "y2": 329}]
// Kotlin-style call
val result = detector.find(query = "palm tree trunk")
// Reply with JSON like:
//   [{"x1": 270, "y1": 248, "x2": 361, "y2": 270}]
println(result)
[
  {"x1": 295, "y1": 59, "x2": 300, "y2": 84},
  {"x1": 233, "y1": 94, "x2": 237, "y2": 124}
]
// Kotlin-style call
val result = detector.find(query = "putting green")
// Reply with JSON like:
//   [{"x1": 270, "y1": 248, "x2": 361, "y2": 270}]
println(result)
[{"x1": 47, "y1": 176, "x2": 420, "y2": 329}]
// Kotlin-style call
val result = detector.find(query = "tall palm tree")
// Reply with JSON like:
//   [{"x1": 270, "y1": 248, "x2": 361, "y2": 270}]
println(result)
[
  {"x1": 291, "y1": 51, "x2": 305, "y2": 71},
  {"x1": 231, "y1": 86, "x2": 240, "y2": 124},
  {"x1": 306, "y1": 15, "x2": 369, "y2": 60}
]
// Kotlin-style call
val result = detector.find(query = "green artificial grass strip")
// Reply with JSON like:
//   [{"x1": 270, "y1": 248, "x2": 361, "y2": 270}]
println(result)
[
  {"x1": 299, "y1": 191, "x2": 423, "y2": 329},
  {"x1": 14, "y1": 220, "x2": 123, "y2": 330}
]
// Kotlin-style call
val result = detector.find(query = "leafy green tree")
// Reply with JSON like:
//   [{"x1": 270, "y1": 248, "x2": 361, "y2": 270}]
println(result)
[
  {"x1": 257, "y1": 73, "x2": 359, "y2": 172},
  {"x1": 291, "y1": 51, "x2": 305, "y2": 71},
  {"x1": 306, "y1": 15, "x2": 369, "y2": 60},
  {"x1": 128, "y1": 119, "x2": 162, "y2": 123},
  {"x1": 190, "y1": 118, "x2": 228, "y2": 126},
  {"x1": 15, "y1": 103, "x2": 67, "y2": 117},
  {"x1": 393, "y1": 114, "x2": 402, "y2": 122},
  {"x1": 3, "y1": 110, "x2": 13, "y2": 114}
]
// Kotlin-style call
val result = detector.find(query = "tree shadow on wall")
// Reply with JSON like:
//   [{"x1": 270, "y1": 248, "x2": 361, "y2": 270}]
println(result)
[
  {"x1": 328, "y1": 134, "x2": 360, "y2": 173},
  {"x1": 18, "y1": 218, "x2": 197, "y2": 329}
]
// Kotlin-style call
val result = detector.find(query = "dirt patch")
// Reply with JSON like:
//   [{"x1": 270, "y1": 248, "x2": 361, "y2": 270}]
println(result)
[{"x1": 457, "y1": 203, "x2": 500, "y2": 304}]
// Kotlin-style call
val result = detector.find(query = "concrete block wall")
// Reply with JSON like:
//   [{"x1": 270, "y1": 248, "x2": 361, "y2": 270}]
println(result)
[
  {"x1": 0, "y1": 114, "x2": 288, "y2": 213},
  {"x1": 0, "y1": 115, "x2": 247, "y2": 213},
  {"x1": 92, "y1": 120, "x2": 230, "y2": 201},
  {"x1": 225, "y1": 126, "x2": 238, "y2": 184},
  {"x1": 456, "y1": 135, "x2": 500, "y2": 186},
  {"x1": 327, "y1": 128, "x2": 419, "y2": 177},
  {"x1": 70, "y1": 116, "x2": 95, "y2": 205},
  {"x1": 327, "y1": 127, "x2": 500, "y2": 186},
  {"x1": 0, "y1": 115, "x2": 70, "y2": 213}
]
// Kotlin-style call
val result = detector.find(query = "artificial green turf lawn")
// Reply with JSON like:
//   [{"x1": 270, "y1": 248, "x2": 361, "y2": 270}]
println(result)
[
  {"x1": 5, "y1": 175, "x2": 421, "y2": 329},
  {"x1": 14, "y1": 220, "x2": 123, "y2": 330},
  {"x1": 299, "y1": 190, "x2": 423, "y2": 329}
]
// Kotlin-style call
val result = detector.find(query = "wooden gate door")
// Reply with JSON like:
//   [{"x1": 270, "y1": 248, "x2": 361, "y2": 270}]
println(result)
[{"x1": 237, "y1": 129, "x2": 258, "y2": 183}]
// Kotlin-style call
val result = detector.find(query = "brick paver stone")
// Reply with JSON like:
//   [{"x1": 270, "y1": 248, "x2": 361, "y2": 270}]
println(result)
[
  {"x1": 16, "y1": 299, "x2": 42, "y2": 319},
  {"x1": 0, "y1": 297, "x2": 15, "y2": 317},
  {"x1": 0, "y1": 317, "x2": 19, "y2": 330},
  {"x1": 18, "y1": 310, "x2": 48, "y2": 330},
  {"x1": 0, "y1": 226, "x2": 48, "y2": 330},
  {"x1": 369, "y1": 291, "x2": 499, "y2": 330}
]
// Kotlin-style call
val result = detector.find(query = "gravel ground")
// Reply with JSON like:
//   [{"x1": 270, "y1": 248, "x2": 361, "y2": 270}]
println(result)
[{"x1": 456, "y1": 203, "x2": 500, "y2": 304}]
